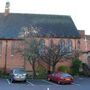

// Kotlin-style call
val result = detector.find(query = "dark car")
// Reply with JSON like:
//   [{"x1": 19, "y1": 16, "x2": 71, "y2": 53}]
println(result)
[
  {"x1": 9, "y1": 68, "x2": 27, "y2": 83},
  {"x1": 48, "y1": 72, "x2": 74, "y2": 84}
]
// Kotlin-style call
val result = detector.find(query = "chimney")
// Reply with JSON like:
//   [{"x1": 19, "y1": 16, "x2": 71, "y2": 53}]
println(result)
[
  {"x1": 78, "y1": 30, "x2": 85, "y2": 38},
  {"x1": 4, "y1": 2, "x2": 10, "y2": 16}
]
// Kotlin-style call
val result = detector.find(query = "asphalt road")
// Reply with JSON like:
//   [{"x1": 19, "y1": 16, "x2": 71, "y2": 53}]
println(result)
[{"x1": 0, "y1": 77, "x2": 90, "y2": 90}]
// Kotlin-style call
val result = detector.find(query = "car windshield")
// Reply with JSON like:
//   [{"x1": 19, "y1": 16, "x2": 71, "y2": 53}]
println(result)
[
  {"x1": 14, "y1": 69, "x2": 26, "y2": 74},
  {"x1": 61, "y1": 73, "x2": 72, "y2": 77}
]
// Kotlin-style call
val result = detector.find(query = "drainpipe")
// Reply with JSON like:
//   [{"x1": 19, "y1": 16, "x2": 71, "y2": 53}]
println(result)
[
  {"x1": 24, "y1": 57, "x2": 26, "y2": 69},
  {"x1": 4, "y1": 40, "x2": 8, "y2": 72}
]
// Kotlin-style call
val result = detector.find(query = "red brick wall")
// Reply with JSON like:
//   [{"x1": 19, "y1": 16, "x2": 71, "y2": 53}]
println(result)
[
  {"x1": 0, "y1": 38, "x2": 77, "y2": 71},
  {"x1": 0, "y1": 33, "x2": 90, "y2": 72}
]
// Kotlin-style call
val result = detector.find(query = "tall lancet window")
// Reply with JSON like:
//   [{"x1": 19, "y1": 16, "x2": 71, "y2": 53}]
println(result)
[
  {"x1": 39, "y1": 39, "x2": 45, "y2": 56},
  {"x1": 77, "y1": 40, "x2": 80, "y2": 50},
  {"x1": 0, "y1": 41, "x2": 2, "y2": 56},
  {"x1": 59, "y1": 40, "x2": 65, "y2": 54},
  {"x1": 66, "y1": 39, "x2": 72, "y2": 53}
]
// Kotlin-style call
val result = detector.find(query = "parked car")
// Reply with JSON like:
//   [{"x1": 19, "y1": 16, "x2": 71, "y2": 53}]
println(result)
[
  {"x1": 9, "y1": 68, "x2": 27, "y2": 83},
  {"x1": 48, "y1": 72, "x2": 74, "y2": 84}
]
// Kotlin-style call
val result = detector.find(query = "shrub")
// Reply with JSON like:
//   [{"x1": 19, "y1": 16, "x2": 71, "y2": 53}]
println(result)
[
  {"x1": 0, "y1": 71, "x2": 9, "y2": 78},
  {"x1": 58, "y1": 65, "x2": 71, "y2": 73},
  {"x1": 36, "y1": 65, "x2": 48, "y2": 79},
  {"x1": 81, "y1": 63, "x2": 90, "y2": 77},
  {"x1": 71, "y1": 58, "x2": 82, "y2": 76}
]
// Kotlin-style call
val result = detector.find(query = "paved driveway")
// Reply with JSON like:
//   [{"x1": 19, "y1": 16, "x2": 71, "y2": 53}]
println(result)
[{"x1": 0, "y1": 77, "x2": 90, "y2": 90}]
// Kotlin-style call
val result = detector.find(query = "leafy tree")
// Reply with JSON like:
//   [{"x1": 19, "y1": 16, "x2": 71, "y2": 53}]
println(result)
[
  {"x1": 18, "y1": 26, "x2": 40, "y2": 79},
  {"x1": 24, "y1": 38, "x2": 39, "y2": 78},
  {"x1": 58, "y1": 65, "x2": 71, "y2": 73},
  {"x1": 72, "y1": 58, "x2": 82, "y2": 75},
  {"x1": 36, "y1": 64, "x2": 47, "y2": 79}
]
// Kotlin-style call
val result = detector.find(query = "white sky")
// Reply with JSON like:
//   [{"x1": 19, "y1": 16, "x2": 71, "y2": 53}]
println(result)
[{"x1": 0, "y1": 0, "x2": 90, "y2": 35}]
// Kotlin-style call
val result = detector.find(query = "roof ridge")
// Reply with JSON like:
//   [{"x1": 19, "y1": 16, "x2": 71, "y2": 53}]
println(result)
[{"x1": 0, "y1": 12, "x2": 71, "y2": 17}]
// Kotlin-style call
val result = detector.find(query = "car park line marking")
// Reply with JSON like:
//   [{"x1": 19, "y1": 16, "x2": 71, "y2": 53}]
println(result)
[
  {"x1": 72, "y1": 83, "x2": 80, "y2": 86},
  {"x1": 27, "y1": 81, "x2": 34, "y2": 86},
  {"x1": 42, "y1": 80, "x2": 59, "y2": 86},
  {"x1": 79, "y1": 78, "x2": 83, "y2": 80},
  {"x1": 6, "y1": 79, "x2": 11, "y2": 85},
  {"x1": 47, "y1": 88, "x2": 50, "y2": 90}
]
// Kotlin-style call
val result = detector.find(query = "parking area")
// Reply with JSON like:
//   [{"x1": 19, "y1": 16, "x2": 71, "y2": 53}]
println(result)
[
  {"x1": 0, "y1": 77, "x2": 90, "y2": 90},
  {"x1": 0, "y1": 78, "x2": 59, "y2": 86}
]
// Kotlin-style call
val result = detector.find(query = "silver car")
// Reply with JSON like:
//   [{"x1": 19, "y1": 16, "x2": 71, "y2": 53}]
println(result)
[{"x1": 9, "y1": 68, "x2": 27, "y2": 83}]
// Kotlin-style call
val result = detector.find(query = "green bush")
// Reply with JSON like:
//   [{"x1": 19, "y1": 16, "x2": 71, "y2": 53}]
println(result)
[
  {"x1": 81, "y1": 63, "x2": 90, "y2": 77},
  {"x1": 0, "y1": 71, "x2": 9, "y2": 78},
  {"x1": 58, "y1": 65, "x2": 71, "y2": 73},
  {"x1": 36, "y1": 65, "x2": 48, "y2": 79},
  {"x1": 71, "y1": 58, "x2": 82, "y2": 76}
]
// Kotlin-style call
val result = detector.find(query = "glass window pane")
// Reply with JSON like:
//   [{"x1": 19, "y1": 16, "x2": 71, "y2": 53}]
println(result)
[
  {"x1": 0, "y1": 41, "x2": 2, "y2": 55},
  {"x1": 66, "y1": 39, "x2": 72, "y2": 52},
  {"x1": 39, "y1": 39, "x2": 45, "y2": 55},
  {"x1": 59, "y1": 40, "x2": 65, "y2": 54},
  {"x1": 77, "y1": 40, "x2": 80, "y2": 49}
]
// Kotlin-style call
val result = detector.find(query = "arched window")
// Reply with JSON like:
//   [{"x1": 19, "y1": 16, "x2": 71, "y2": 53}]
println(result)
[
  {"x1": 0, "y1": 41, "x2": 2, "y2": 56},
  {"x1": 66, "y1": 39, "x2": 72, "y2": 53},
  {"x1": 39, "y1": 39, "x2": 45, "y2": 55},
  {"x1": 77, "y1": 40, "x2": 80, "y2": 49},
  {"x1": 59, "y1": 40, "x2": 65, "y2": 54}
]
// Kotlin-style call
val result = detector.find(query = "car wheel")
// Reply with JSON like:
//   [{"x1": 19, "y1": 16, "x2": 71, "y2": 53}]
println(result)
[
  {"x1": 48, "y1": 78, "x2": 51, "y2": 81},
  {"x1": 24, "y1": 80, "x2": 27, "y2": 82},
  {"x1": 70, "y1": 82, "x2": 73, "y2": 85}
]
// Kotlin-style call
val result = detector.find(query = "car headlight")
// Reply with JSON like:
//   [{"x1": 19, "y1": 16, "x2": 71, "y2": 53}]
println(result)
[
  {"x1": 23, "y1": 73, "x2": 26, "y2": 76},
  {"x1": 14, "y1": 74, "x2": 18, "y2": 76}
]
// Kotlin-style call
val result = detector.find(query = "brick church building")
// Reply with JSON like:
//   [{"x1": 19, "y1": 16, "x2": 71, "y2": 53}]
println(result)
[{"x1": 0, "y1": 2, "x2": 90, "y2": 71}]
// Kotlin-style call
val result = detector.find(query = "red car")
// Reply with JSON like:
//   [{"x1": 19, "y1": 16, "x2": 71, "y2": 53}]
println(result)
[{"x1": 48, "y1": 72, "x2": 74, "y2": 84}]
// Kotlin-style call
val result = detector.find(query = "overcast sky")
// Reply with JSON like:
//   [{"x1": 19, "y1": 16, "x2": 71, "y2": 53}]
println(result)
[{"x1": 0, "y1": 0, "x2": 90, "y2": 35}]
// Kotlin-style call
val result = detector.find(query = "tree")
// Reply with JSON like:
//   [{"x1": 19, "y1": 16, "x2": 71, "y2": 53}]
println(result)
[
  {"x1": 39, "y1": 39, "x2": 69, "y2": 73},
  {"x1": 72, "y1": 58, "x2": 82, "y2": 75},
  {"x1": 18, "y1": 26, "x2": 40, "y2": 79},
  {"x1": 72, "y1": 49, "x2": 83, "y2": 59}
]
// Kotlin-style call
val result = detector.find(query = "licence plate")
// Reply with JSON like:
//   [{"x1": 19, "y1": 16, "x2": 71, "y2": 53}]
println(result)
[{"x1": 65, "y1": 78, "x2": 70, "y2": 80}]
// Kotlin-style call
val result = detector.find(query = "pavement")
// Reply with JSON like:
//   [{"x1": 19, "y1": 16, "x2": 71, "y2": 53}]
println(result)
[{"x1": 0, "y1": 77, "x2": 90, "y2": 90}]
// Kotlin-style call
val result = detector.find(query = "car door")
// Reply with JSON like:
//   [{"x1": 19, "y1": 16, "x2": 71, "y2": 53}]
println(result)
[
  {"x1": 52, "y1": 73, "x2": 59, "y2": 82},
  {"x1": 53, "y1": 73, "x2": 59, "y2": 82},
  {"x1": 51, "y1": 73, "x2": 55, "y2": 81}
]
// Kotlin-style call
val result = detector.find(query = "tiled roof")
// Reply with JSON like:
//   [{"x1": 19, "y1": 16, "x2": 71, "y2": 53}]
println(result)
[{"x1": 0, "y1": 13, "x2": 80, "y2": 39}]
